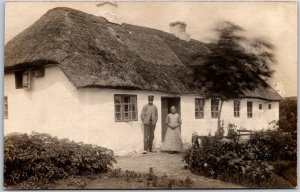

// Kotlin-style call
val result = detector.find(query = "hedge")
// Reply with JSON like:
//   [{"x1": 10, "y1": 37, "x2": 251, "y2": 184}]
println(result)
[
  {"x1": 184, "y1": 129, "x2": 296, "y2": 188},
  {"x1": 4, "y1": 132, "x2": 116, "y2": 188}
]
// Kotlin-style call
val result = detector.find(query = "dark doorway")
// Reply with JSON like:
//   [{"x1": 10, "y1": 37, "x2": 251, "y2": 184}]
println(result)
[{"x1": 161, "y1": 97, "x2": 181, "y2": 141}]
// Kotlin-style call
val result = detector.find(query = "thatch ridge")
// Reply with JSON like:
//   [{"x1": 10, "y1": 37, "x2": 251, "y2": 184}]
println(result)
[{"x1": 5, "y1": 7, "x2": 282, "y2": 100}]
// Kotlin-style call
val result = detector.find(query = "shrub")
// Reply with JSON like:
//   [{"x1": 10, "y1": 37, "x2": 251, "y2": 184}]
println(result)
[
  {"x1": 278, "y1": 97, "x2": 297, "y2": 133},
  {"x1": 249, "y1": 130, "x2": 297, "y2": 161},
  {"x1": 184, "y1": 129, "x2": 296, "y2": 188},
  {"x1": 4, "y1": 132, "x2": 116, "y2": 188}
]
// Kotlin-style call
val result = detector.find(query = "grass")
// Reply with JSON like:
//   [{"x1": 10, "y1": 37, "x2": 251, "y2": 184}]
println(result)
[{"x1": 7, "y1": 167, "x2": 194, "y2": 190}]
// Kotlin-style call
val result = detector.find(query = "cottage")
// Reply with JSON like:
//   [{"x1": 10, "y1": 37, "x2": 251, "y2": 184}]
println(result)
[{"x1": 4, "y1": 7, "x2": 281, "y2": 155}]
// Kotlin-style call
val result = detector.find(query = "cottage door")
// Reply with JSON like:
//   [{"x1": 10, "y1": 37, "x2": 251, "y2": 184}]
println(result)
[{"x1": 161, "y1": 97, "x2": 181, "y2": 141}]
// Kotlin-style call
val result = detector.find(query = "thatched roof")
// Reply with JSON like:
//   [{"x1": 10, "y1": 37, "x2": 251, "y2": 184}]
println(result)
[{"x1": 4, "y1": 7, "x2": 282, "y2": 100}]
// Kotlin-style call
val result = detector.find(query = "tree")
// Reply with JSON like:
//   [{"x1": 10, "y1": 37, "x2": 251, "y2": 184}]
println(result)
[
  {"x1": 278, "y1": 97, "x2": 297, "y2": 133},
  {"x1": 190, "y1": 21, "x2": 275, "y2": 136}
]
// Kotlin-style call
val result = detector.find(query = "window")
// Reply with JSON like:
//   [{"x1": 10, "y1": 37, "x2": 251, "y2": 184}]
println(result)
[
  {"x1": 259, "y1": 104, "x2": 262, "y2": 110},
  {"x1": 268, "y1": 103, "x2": 272, "y2": 109},
  {"x1": 195, "y1": 99, "x2": 205, "y2": 119},
  {"x1": 114, "y1": 95, "x2": 137, "y2": 122},
  {"x1": 233, "y1": 100, "x2": 240, "y2": 117},
  {"x1": 247, "y1": 101, "x2": 253, "y2": 118},
  {"x1": 15, "y1": 70, "x2": 30, "y2": 89},
  {"x1": 4, "y1": 96, "x2": 8, "y2": 119},
  {"x1": 211, "y1": 99, "x2": 219, "y2": 118},
  {"x1": 33, "y1": 67, "x2": 45, "y2": 78}
]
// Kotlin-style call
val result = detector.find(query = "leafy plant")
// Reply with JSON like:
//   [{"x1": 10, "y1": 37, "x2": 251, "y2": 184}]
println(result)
[
  {"x1": 184, "y1": 129, "x2": 296, "y2": 188},
  {"x1": 4, "y1": 132, "x2": 116, "y2": 188}
]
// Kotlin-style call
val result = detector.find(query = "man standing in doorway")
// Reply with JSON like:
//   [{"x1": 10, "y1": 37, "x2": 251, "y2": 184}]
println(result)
[{"x1": 141, "y1": 95, "x2": 158, "y2": 154}]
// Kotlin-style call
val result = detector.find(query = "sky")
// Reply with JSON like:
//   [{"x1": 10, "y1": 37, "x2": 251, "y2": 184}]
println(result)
[{"x1": 5, "y1": 1, "x2": 297, "y2": 97}]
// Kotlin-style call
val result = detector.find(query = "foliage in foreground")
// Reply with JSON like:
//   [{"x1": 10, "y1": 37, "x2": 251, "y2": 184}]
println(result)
[
  {"x1": 184, "y1": 126, "x2": 296, "y2": 188},
  {"x1": 9, "y1": 167, "x2": 194, "y2": 189},
  {"x1": 106, "y1": 167, "x2": 193, "y2": 189},
  {"x1": 278, "y1": 97, "x2": 297, "y2": 133},
  {"x1": 4, "y1": 132, "x2": 116, "y2": 188}
]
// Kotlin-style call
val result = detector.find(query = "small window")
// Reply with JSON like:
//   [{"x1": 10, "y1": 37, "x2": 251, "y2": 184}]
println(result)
[
  {"x1": 233, "y1": 100, "x2": 240, "y2": 117},
  {"x1": 211, "y1": 99, "x2": 219, "y2": 118},
  {"x1": 268, "y1": 104, "x2": 272, "y2": 109},
  {"x1": 259, "y1": 104, "x2": 262, "y2": 110},
  {"x1": 114, "y1": 95, "x2": 137, "y2": 122},
  {"x1": 15, "y1": 70, "x2": 30, "y2": 89},
  {"x1": 33, "y1": 67, "x2": 45, "y2": 78},
  {"x1": 195, "y1": 99, "x2": 205, "y2": 119},
  {"x1": 247, "y1": 101, "x2": 253, "y2": 118},
  {"x1": 4, "y1": 96, "x2": 8, "y2": 119}
]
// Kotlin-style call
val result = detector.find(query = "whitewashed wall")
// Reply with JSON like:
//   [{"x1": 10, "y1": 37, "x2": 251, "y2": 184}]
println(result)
[
  {"x1": 180, "y1": 97, "x2": 279, "y2": 143},
  {"x1": 4, "y1": 66, "x2": 279, "y2": 155}
]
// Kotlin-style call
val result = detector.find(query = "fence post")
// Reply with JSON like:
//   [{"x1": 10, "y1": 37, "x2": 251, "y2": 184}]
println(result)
[{"x1": 189, "y1": 132, "x2": 198, "y2": 169}]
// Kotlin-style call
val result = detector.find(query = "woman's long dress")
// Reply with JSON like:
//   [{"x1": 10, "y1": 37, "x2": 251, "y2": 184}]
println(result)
[{"x1": 161, "y1": 113, "x2": 183, "y2": 152}]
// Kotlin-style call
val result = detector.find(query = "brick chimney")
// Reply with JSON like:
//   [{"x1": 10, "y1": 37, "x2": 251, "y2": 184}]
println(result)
[
  {"x1": 96, "y1": 1, "x2": 121, "y2": 24},
  {"x1": 169, "y1": 21, "x2": 190, "y2": 41}
]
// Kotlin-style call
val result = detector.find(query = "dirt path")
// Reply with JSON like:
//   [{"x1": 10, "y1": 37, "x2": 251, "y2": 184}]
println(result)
[{"x1": 114, "y1": 151, "x2": 243, "y2": 188}]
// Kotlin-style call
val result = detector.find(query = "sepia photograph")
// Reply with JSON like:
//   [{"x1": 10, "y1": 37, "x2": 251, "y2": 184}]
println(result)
[{"x1": 3, "y1": 1, "x2": 297, "y2": 189}]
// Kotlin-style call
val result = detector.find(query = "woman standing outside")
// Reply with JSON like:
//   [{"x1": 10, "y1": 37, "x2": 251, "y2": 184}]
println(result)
[{"x1": 161, "y1": 106, "x2": 183, "y2": 153}]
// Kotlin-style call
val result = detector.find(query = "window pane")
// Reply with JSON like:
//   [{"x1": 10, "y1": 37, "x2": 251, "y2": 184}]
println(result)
[
  {"x1": 124, "y1": 112, "x2": 129, "y2": 120},
  {"x1": 131, "y1": 96, "x2": 137, "y2": 104},
  {"x1": 124, "y1": 96, "x2": 130, "y2": 104},
  {"x1": 200, "y1": 100, "x2": 204, "y2": 105},
  {"x1": 124, "y1": 105, "x2": 130, "y2": 112},
  {"x1": 115, "y1": 105, "x2": 121, "y2": 112},
  {"x1": 132, "y1": 104, "x2": 136, "y2": 112},
  {"x1": 132, "y1": 112, "x2": 136, "y2": 120},
  {"x1": 115, "y1": 96, "x2": 122, "y2": 103},
  {"x1": 247, "y1": 101, "x2": 252, "y2": 107},
  {"x1": 22, "y1": 71, "x2": 30, "y2": 87},
  {"x1": 116, "y1": 113, "x2": 122, "y2": 121}
]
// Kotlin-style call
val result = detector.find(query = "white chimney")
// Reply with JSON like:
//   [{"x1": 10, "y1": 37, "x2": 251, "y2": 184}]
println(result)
[
  {"x1": 169, "y1": 21, "x2": 190, "y2": 41},
  {"x1": 96, "y1": 1, "x2": 122, "y2": 24}
]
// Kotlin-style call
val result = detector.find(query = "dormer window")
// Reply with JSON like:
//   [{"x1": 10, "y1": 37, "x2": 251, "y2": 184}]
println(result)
[{"x1": 15, "y1": 70, "x2": 30, "y2": 89}]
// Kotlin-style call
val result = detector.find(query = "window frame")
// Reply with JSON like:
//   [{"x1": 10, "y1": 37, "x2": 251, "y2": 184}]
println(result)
[
  {"x1": 247, "y1": 101, "x2": 253, "y2": 118},
  {"x1": 4, "y1": 96, "x2": 8, "y2": 119},
  {"x1": 114, "y1": 94, "x2": 138, "y2": 122},
  {"x1": 15, "y1": 69, "x2": 30, "y2": 89},
  {"x1": 268, "y1": 103, "x2": 272, "y2": 109},
  {"x1": 211, "y1": 98, "x2": 219, "y2": 119},
  {"x1": 195, "y1": 98, "x2": 205, "y2": 119},
  {"x1": 233, "y1": 100, "x2": 240, "y2": 118}
]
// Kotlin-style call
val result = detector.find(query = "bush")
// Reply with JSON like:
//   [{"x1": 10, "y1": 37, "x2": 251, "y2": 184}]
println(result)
[
  {"x1": 249, "y1": 130, "x2": 297, "y2": 161},
  {"x1": 184, "y1": 129, "x2": 296, "y2": 188},
  {"x1": 4, "y1": 132, "x2": 116, "y2": 188},
  {"x1": 278, "y1": 97, "x2": 297, "y2": 133}
]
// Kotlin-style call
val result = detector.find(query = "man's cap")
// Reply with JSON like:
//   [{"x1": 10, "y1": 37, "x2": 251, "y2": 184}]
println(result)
[{"x1": 148, "y1": 95, "x2": 154, "y2": 100}]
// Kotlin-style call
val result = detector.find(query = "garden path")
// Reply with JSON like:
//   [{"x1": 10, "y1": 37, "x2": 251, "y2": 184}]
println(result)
[{"x1": 114, "y1": 151, "x2": 243, "y2": 188}]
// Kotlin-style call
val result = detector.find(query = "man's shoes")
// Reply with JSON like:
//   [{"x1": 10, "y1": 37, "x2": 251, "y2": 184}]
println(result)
[{"x1": 143, "y1": 150, "x2": 148, "y2": 154}]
